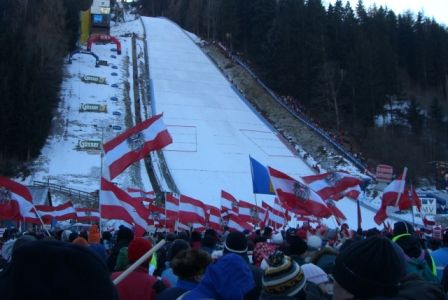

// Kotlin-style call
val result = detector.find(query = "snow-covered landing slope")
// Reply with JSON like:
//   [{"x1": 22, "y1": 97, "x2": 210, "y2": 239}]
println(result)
[{"x1": 144, "y1": 17, "x2": 381, "y2": 229}]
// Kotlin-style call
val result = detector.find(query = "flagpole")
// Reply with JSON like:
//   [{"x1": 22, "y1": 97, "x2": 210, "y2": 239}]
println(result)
[
  {"x1": 31, "y1": 204, "x2": 51, "y2": 237},
  {"x1": 410, "y1": 183, "x2": 416, "y2": 228},
  {"x1": 394, "y1": 167, "x2": 408, "y2": 207}
]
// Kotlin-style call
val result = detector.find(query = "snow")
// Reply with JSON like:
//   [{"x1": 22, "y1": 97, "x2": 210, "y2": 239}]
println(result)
[{"x1": 23, "y1": 14, "x2": 419, "y2": 230}]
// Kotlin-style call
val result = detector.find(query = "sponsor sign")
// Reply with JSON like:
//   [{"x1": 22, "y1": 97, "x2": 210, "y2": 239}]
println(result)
[
  {"x1": 414, "y1": 197, "x2": 437, "y2": 216},
  {"x1": 79, "y1": 103, "x2": 107, "y2": 113},
  {"x1": 376, "y1": 164, "x2": 393, "y2": 183},
  {"x1": 81, "y1": 75, "x2": 106, "y2": 84},
  {"x1": 78, "y1": 140, "x2": 102, "y2": 151}
]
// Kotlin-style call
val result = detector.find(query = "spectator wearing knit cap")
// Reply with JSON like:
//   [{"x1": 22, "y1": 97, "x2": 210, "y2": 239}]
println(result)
[
  {"x1": 393, "y1": 221, "x2": 437, "y2": 281},
  {"x1": 223, "y1": 232, "x2": 263, "y2": 300},
  {"x1": 333, "y1": 236, "x2": 406, "y2": 299},
  {"x1": 260, "y1": 251, "x2": 307, "y2": 300},
  {"x1": 111, "y1": 238, "x2": 170, "y2": 300}
]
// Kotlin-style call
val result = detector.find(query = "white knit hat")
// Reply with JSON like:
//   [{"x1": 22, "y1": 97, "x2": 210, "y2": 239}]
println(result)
[
  {"x1": 301, "y1": 263, "x2": 329, "y2": 285},
  {"x1": 306, "y1": 235, "x2": 322, "y2": 250}
]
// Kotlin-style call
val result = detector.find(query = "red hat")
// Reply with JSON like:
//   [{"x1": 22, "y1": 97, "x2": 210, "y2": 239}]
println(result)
[{"x1": 127, "y1": 238, "x2": 152, "y2": 263}]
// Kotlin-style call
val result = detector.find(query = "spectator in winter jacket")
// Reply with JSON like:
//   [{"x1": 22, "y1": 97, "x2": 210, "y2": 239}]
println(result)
[
  {"x1": 393, "y1": 221, "x2": 438, "y2": 281},
  {"x1": 333, "y1": 236, "x2": 406, "y2": 299},
  {"x1": 161, "y1": 239, "x2": 191, "y2": 286},
  {"x1": 0, "y1": 240, "x2": 119, "y2": 300},
  {"x1": 180, "y1": 253, "x2": 254, "y2": 300},
  {"x1": 431, "y1": 230, "x2": 448, "y2": 280},
  {"x1": 156, "y1": 249, "x2": 212, "y2": 300},
  {"x1": 224, "y1": 231, "x2": 263, "y2": 300},
  {"x1": 107, "y1": 226, "x2": 133, "y2": 272},
  {"x1": 111, "y1": 237, "x2": 170, "y2": 300}
]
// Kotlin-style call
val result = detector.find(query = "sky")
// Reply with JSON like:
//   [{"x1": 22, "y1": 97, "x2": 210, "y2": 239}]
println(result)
[{"x1": 326, "y1": 0, "x2": 448, "y2": 26}]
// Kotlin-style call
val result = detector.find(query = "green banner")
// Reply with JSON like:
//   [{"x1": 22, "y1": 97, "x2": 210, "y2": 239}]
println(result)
[
  {"x1": 79, "y1": 103, "x2": 107, "y2": 112},
  {"x1": 81, "y1": 75, "x2": 107, "y2": 84},
  {"x1": 78, "y1": 140, "x2": 102, "y2": 150}
]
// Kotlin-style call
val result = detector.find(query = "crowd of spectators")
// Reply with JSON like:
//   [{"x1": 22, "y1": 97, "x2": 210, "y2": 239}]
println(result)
[{"x1": 0, "y1": 221, "x2": 447, "y2": 299}]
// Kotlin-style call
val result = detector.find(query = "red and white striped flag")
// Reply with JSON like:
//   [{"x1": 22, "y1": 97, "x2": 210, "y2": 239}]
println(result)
[
  {"x1": 221, "y1": 190, "x2": 238, "y2": 218},
  {"x1": 262, "y1": 202, "x2": 285, "y2": 230},
  {"x1": 238, "y1": 200, "x2": 259, "y2": 224},
  {"x1": 165, "y1": 193, "x2": 179, "y2": 221},
  {"x1": 302, "y1": 171, "x2": 363, "y2": 200},
  {"x1": 325, "y1": 200, "x2": 346, "y2": 225},
  {"x1": 76, "y1": 208, "x2": 100, "y2": 223},
  {"x1": 204, "y1": 204, "x2": 222, "y2": 232},
  {"x1": 374, "y1": 171, "x2": 407, "y2": 225},
  {"x1": 100, "y1": 178, "x2": 149, "y2": 237},
  {"x1": 103, "y1": 114, "x2": 172, "y2": 180},
  {"x1": 227, "y1": 214, "x2": 252, "y2": 232},
  {"x1": 0, "y1": 176, "x2": 33, "y2": 218},
  {"x1": 268, "y1": 167, "x2": 332, "y2": 218},
  {"x1": 179, "y1": 195, "x2": 206, "y2": 227},
  {"x1": 27, "y1": 201, "x2": 77, "y2": 224},
  {"x1": 343, "y1": 185, "x2": 362, "y2": 200},
  {"x1": 127, "y1": 188, "x2": 156, "y2": 206}
]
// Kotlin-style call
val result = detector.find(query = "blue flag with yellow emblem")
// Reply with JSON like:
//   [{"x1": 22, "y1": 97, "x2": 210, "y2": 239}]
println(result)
[{"x1": 249, "y1": 156, "x2": 275, "y2": 195}]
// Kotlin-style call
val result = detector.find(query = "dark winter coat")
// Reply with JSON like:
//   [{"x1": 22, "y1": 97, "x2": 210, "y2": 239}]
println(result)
[{"x1": 365, "y1": 274, "x2": 445, "y2": 300}]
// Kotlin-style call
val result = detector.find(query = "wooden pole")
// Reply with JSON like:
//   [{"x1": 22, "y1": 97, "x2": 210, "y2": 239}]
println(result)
[{"x1": 113, "y1": 239, "x2": 166, "y2": 285}]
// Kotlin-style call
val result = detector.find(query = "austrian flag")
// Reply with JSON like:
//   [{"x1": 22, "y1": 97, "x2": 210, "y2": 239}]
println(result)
[{"x1": 103, "y1": 114, "x2": 172, "y2": 180}]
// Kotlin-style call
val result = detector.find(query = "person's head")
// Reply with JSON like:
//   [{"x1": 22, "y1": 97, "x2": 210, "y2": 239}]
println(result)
[
  {"x1": 116, "y1": 226, "x2": 134, "y2": 244},
  {"x1": 167, "y1": 239, "x2": 190, "y2": 261},
  {"x1": 201, "y1": 235, "x2": 217, "y2": 250},
  {"x1": 263, "y1": 226, "x2": 273, "y2": 238},
  {"x1": 261, "y1": 251, "x2": 307, "y2": 299},
  {"x1": 428, "y1": 238, "x2": 442, "y2": 251},
  {"x1": 190, "y1": 231, "x2": 202, "y2": 243},
  {"x1": 127, "y1": 237, "x2": 153, "y2": 266},
  {"x1": 171, "y1": 249, "x2": 212, "y2": 282},
  {"x1": 393, "y1": 221, "x2": 414, "y2": 237},
  {"x1": 223, "y1": 231, "x2": 248, "y2": 257},
  {"x1": 0, "y1": 240, "x2": 119, "y2": 300},
  {"x1": 287, "y1": 235, "x2": 308, "y2": 256},
  {"x1": 72, "y1": 237, "x2": 88, "y2": 247},
  {"x1": 333, "y1": 236, "x2": 406, "y2": 299},
  {"x1": 88, "y1": 225, "x2": 101, "y2": 244},
  {"x1": 102, "y1": 231, "x2": 112, "y2": 241}
]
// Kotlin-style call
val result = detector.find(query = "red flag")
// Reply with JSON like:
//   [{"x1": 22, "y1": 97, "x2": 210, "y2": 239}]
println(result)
[
  {"x1": 374, "y1": 171, "x2": 407, "y2": 225},
  {"x1": 227, "y1": 214, "x2": 252, "y2": 232},
  {"x1": 103, "y1": 114, "x2": 172, "y2": 180},
  {"x1": 343, "y1": 185, "x2": 362, "y2": 200},
  {"x1": 220, "y1": 190, "x2": 238, "y2": 218},
  {"x1": 238, "y1": 200, "x2": 259, "y2": 224},
  {"x1": 0, "y1": 176, "x2": 33, "y2": 218},
  {"x1": 326, "y1": 200, "x2": 346, "y2": 225},
  {"x1": 268, "y1": 167, "x2": 331, "y2": 218},
  {"x1": 76, "y1": 208, "x2": 100, "y2": 223},
  {"x1": 100, "y1": 178, "x2": 149, "y2": 237},
  {"x1": 127, "y1": 188, "x2": 156, "y2": 205},
  {"x1": 302, "y1": 171, "x2": 363, "y2": 200},
  {"x1": 179, "y1": 195, "x2": 206, "y2": 227},
  {"x1": 204, "y1": 204, "x2": 222, "y2": 232},
  {"x1": 262, "y1": 201, "x2": 285, "y2": 230},
  {"x1": 0, "y1": 201, "x2": 20, "y2": 220},
  {"x1": 27, "y1": 201, "x2": 77, "y2": 224}
]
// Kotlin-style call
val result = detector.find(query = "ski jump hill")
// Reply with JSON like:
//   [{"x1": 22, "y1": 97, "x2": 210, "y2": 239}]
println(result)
[{"x1": 143, "y1": 17, "x2": 381, "y2": 229}]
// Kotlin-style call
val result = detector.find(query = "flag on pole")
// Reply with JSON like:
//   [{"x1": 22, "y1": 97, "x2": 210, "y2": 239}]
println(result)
[
  {"x1": 127, "y1": 188, "x2": 156, "y2": 206},
  {"x1": 103, "y1": 114, "x2": 172, "y2": 180},
  {"x1": 268, "y1": 167, "x2": 331, "y2": 218},
  {"x1": 374, "y1": 170, "x2": 407, "y2": 225},
  {"x1": 238, "y1": 199, "x2": 260, "y2": 224},
  {"x1": 204, "y1": 204, "x2": 222, "y2": 232},
  {"x1": 227, "y1": 214, "x2": 252, "y2": 232},
  {"x1": 220, "y1": 190, "x2": 238, "y2": 218},
  {"x1": 100, "y1": 178, "x2": 149, "y2": 237},
  {"x1": 27, "y1": 201, "x2": 77, "y2": 223},
  {"x1": 302, "y1": 171, "x2": 363, "y2": 200},
  {"x1": 0, "y1": 176, "x2": 33, "y2": 218},
  {"x1": 249, "y1": 156, "x2": 275, "y2": 195},
  {"x1": 76, "y1": 208, "x2": 100, "y2": 223},
  {"x1": 179, "y1": 195, "x2": 206, "y2": 227}
]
